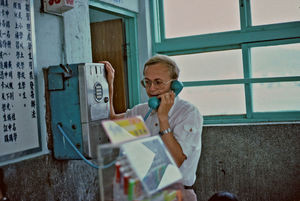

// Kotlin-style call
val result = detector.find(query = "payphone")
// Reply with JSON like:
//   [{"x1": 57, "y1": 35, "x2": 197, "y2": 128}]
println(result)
[{"x1": 46, "y1": 63, "x2": 110, "y2": 159}]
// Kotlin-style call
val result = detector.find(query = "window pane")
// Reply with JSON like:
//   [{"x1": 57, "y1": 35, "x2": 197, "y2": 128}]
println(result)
[
  {"x1": 171, "y1": 50, "x2": 243, "y2": 82},
  {"x1": 251, "y1": 0, "x2": 300, "y2": 26},
  {"x1": 252, "y1": 82, "x2": 300, "y2": 112},
  {"x1": 180, "y1": 85, "x2": 246, "y2": 116},
  {"x1": 163, "y1": 0, "x2": 240, "y2": 38},
  {"x1": 251, "y1": 43, "x2": 300, "y2": 78}
]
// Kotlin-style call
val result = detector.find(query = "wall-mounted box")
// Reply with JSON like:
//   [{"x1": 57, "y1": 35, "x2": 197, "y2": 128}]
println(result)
[{"x1": 43, "y1": 0, "x2": 74, "y2": 15}]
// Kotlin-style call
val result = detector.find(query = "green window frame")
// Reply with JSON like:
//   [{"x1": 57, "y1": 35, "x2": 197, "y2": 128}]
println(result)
[{"x1": 150, "y1": 0, "x2": 300, "y2": 124}]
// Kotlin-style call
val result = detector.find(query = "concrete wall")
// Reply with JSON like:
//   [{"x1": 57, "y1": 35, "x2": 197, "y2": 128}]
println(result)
[
  {"x1": 1, "y1": 155, "x2": 99, "y2": 201},
  {"x1": 1, "y1": 124, "x2": 299, "y2": 201},
  {"x1": 196, "y1": 123, "x2": 300, "y2": 201}
]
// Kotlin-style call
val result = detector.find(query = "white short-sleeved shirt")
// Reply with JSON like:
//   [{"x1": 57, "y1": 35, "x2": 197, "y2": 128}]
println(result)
[{"x1": 125, "y1": 97, "x2": 203, "y2": 186}]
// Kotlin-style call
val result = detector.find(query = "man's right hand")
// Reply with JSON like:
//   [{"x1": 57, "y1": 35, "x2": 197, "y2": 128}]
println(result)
[
  {"x1": 98, "y1": 61, "x2": 125, "y2": 119},
  {"x1": 99, "y1": 61, "x2": 115, "y2": 87}
]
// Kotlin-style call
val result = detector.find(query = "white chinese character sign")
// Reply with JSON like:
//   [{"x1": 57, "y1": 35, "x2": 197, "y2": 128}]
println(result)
[{"x1": 0, "y1": 0, "x2": 40, "y2": 163}]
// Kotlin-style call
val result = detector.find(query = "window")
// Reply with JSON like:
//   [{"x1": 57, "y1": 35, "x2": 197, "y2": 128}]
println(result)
[
  {"x1": 171, "y1": 50, "x2": 245, "y2": 116},
  {"x1": 163, "y1": 0, "x2": 240, "y2": 38},
  {"x1": 251, "y1": 0, "x2": 300, "y2": 26},
  {"x1": 181, "y1": 85, "x2": 246, "y2": 116},
  {"x1": 252, "y1": 82, "x2": 300, "y2": 112},
  {"x1": 173, "y1": 50, "x2": 243, "y2": 81},
  {"x1": 150, "y1": 0, "x2": 300, "y2": 124},
  {"x1": 251, "y1": 43, "x2": 300, "y2": 113},
  {"x1": 251, "y1": 43, "x2": 300, "y2": 78}
]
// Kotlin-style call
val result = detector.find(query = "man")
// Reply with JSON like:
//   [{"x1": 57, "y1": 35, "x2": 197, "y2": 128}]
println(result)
[{"x1": 102, "y1": 55, "x2": 203, "y2": 201}]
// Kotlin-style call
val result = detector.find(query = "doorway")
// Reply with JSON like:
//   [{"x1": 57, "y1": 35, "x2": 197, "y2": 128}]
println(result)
[
  {"x1": 89, "y1": 3, "x2": 140, "y2": 111},
  {"x1": 90, "y1": 17, "x2": 128, "y2": 113}
]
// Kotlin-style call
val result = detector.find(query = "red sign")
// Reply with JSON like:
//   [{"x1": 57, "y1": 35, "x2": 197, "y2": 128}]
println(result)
[
  {"x1": 48, "y1": 0, "x2": 74, "y2": 6},
  {"x1": 66, "y1": 0, "x2": 74, "y2": 5},
  {"x1": 48, "y1": 0, "x2": 61, "y2": 6}
]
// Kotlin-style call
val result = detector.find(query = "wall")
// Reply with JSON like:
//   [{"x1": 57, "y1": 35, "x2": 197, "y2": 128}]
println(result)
[
  {"x1": 1, "y1": 0, "x2": 99, "y2": 200},
  {"x1": 34, "y1": 0, "x2": 92, "y2": 160},
  {"x1": 196, "y1": 123, "x2": 300, "y2": 201},
  {"x1": 1, "y1": 155, "x2": 99, "y2": 201},
  {"x1": 35, "y1": 0, "x2": 92, "y2": 66},
  {"x1": 99, "y1": 0, "x2": 139, "y2": 12},
  {"x1": 1, "y1": 124, "x2": 299, "y2": 201},
  {"x1": 137, "y1": 0, "x2": 152, "y2": 102}
]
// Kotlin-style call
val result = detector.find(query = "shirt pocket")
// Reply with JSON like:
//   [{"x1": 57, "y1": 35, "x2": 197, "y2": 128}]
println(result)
[
  {"x1": 174, "y1": 124, "x2": 202, "y2": 157},
  {"x1": 183, "y1": 124, "x2": 202, "y2": 147}
]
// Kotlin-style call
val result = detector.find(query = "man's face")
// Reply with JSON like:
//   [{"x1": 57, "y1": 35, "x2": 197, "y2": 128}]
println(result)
[{"x1": 143, "y1": 63, "x2": 172, "y2": 97}]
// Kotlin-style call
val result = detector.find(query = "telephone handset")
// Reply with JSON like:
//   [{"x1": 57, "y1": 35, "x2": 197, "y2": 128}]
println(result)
[{"x1": 148, "y1": 80, "x2": 184, "y2": 110}]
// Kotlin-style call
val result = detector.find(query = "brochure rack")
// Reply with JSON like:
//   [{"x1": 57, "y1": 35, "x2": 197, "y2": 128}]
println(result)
[{"x1": 97, "y1": 136, "x2": 186, "y2": 201}]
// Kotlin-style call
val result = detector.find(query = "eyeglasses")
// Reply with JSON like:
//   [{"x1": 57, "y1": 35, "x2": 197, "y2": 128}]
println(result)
[{"x1": 140, "y1": 78, "x2": 173, "y2": 89}]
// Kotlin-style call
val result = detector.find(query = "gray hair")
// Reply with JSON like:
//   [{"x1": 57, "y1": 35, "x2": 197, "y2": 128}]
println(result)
[{"x1": 143, "y1": 54, "x2": 180, "y2": 79}]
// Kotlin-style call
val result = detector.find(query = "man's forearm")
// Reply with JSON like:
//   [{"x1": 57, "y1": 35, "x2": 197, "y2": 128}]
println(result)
[
  {"x1": 159, "y1": 119, "x2": 186, "y2": 167},
  {"x1": 109, "y1": 87, "x2": 125, "y2": 119}
]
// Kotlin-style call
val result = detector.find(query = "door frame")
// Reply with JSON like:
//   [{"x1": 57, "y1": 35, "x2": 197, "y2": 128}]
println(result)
[{"x1": 89, "y1": 0, "x2": 140, "y2": 108}]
